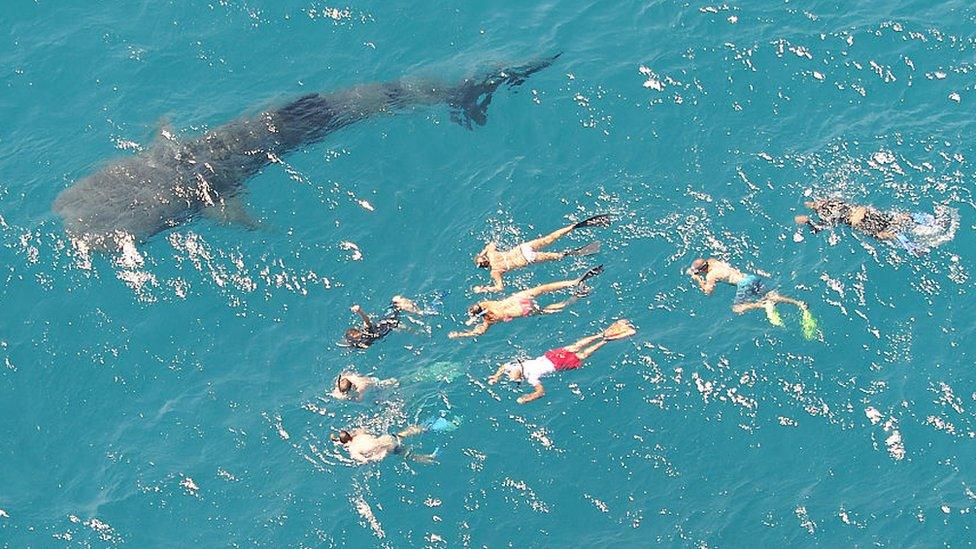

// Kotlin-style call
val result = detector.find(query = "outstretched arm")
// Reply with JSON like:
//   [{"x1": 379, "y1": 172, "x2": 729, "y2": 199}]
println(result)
[
  {"x1": 449, "y1": 321, "x2": 489, "y2": 339},
  {"x1": 487, "y1": 363, "x2": 508, "y2": 385},
  {"x1": 795, "y1": 215, "x2": 828, "y2": 233},
  {"x1": 351, "y1": 305, "x2": 374, "y2": 329},
  {"x1": 474, "y1": 270, "x2": 505, "y2": 294},
  {"x1": 517, "y1": 383, "x2": 545, "y2": 404}
]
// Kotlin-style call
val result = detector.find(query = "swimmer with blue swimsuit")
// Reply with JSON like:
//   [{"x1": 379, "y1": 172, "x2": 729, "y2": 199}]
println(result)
[{"x1": 688, "y1": 258, "x2": 813, "y2": 335}]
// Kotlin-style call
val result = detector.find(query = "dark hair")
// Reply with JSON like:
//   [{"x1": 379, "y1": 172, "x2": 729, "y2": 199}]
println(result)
[
  {"x1": 468, "y1": 303, "x2": 485, "y2": 317},
  {"x1": 691, "y1": 258, "x2": 709, "y2": 274},
  {"x1": 337, "y1": 430, "x2": 352, "y2": 444},
  {"x1": 337, "y1": 377, "x2": 352, "y2": 393},
  {"x1": 345, "y1": 327, "x2": 361, "y2": 341}
]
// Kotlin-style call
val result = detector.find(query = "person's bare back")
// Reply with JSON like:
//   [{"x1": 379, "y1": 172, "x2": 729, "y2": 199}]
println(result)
[{"x1": 346, "y1": 432, "x2": 399, "y2": 463}]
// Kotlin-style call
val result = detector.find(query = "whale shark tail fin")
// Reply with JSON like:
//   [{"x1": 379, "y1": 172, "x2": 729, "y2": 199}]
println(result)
[{"x1": 450, "y1": 53, "x2": 562, "y2": 129}]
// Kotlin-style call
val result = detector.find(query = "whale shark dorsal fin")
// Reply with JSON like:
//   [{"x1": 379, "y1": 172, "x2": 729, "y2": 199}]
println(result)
[{"x1": 205, "y1": 196, "x2": 262, "y2": 230}]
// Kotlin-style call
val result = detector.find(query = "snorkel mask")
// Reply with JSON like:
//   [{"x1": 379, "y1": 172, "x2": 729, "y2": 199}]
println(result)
[
  {"x1": 503, "y1": 358, "x2": 526, "y2": 385},
  {"x1": 466, "y1": 304, "x2": 488, "y2": 326}
]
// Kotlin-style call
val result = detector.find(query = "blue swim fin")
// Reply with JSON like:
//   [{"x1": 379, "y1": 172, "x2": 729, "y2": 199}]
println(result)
[
  {"x1": 422, "y1": 413, "x2": 460, "y2": 433},
  {"x1": 894, "y1": 233, "x2": 926, "y2": 256}
]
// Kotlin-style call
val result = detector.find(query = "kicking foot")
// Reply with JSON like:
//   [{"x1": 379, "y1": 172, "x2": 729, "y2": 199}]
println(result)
[{"x1": 603, "y1": 319, "x2": 637, "y2": 340}]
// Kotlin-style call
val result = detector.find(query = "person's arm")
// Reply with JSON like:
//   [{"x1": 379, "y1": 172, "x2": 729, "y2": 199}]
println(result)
[
  {"x1": 474, "y1": 270, "x2": 505, "y2": 293},
  {"x1": 690, "y1": 274, "x2": 715, "y2": 294},
  {"x1": 449, "y1": 320, "x2": 489, "y2": 338},
  {"x1": 794, "y1": 215, "x2": 827, "y2": 233},
  {"x1": 487, "y1": 363, "x2": 508, "y2": 385},
  {"x1": 516, "y1": 383, "x2": 545, "y2": 404},
  {"x1": 351, "y1": 305, "x2": 373, "y2": 329}
]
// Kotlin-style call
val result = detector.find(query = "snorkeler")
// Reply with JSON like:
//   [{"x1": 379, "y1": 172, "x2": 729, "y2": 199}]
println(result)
[
  {"x1": 449, "y1": 266, "x2": 604, "y2": 339},
  {"x1": 487, "y1": 319, "x2": 636, "y2": 404},
  {"x1": 473, "y1": 214, "x2": 612, "y2": 293},
  {"x1": 332, "y1": 372, "x2": 398, "y2": 401},
  {"x1": 332, "y1": 415, "x2": 459, "y2": 463},
  {"x1": 343, "y1": 296, "x2": 421, "y2": 349},
  {"x1": 687, "y1": 258, "x2": 816, "y2": 338},
  {"x1": 794, "y1": 198, "x2": 957, "y2": 255},
  {"x1": 795, "y1": 198, "x2": 904, "y2": 240}
]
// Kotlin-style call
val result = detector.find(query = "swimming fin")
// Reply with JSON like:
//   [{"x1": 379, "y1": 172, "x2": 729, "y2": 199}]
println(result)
[
  {"x1": 574, "y1": 214, "x2": 613, "y2": 229},
  {"x1": 603, "y1": 319, "x2": 637, "y2": 340},
  {"x1": 894, "y1": 233, "x2": 927, "y2": 256},
  {"x1": 565, "y1": 241, "x2": 601, "y2": 257},
  {"x1": 422, "y1": 413, "x2": 460, "y2": 433},
  {"x1": 801, "y1": 309, "x2": 819, "y2": 341},
  {"x1": 577, "y1": 264, "x2": 604, "y2": 284},
  {"x1": 764, "y1": 304, "x2": 784, "y2": 326}
]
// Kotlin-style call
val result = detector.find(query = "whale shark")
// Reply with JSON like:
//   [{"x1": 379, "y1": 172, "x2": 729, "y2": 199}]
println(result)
[{"x1": 53, "y1": 55, "x2": 559, "y2": 250}]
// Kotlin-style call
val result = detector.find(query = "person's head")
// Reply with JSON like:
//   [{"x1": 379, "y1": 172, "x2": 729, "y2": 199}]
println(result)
[
  {"x1": 474, "y1": 249, "x2": 490, "y2": 269},
  {"x1": 337, "y1": 376, "x2": 353, "y2": 394},
  {"x1": 345, "y1": 327, "x2": 362, "y2": 344},
  {"x1": 467, "y1": 303, "x2": 485, "y2": 317},
  {"x1": 505, "y1": 361, "x2": 525, "y2": 383},
  {"x1": 337, "y1": 430, "x2": 352, "y2": 444},
  {"x1": 690, "y1": 258, "x2": 709, "y2": 275}
]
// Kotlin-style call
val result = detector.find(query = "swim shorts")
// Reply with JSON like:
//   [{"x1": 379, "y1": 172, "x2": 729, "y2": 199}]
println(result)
[
  {"x1": 544, "y1": 348, "x2": 582, "y2": 371},
  {"x1": 733, "y1": 275, "x2": 769, "y2": 306}
]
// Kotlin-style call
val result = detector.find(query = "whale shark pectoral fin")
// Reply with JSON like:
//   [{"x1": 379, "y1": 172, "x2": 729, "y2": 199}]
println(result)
[
  {"x1": 449, "y1": 53, "x2": 561, "y2": 129},
  {"x1": 205, "y1": 196, "x2": 262, "y2": 230}
]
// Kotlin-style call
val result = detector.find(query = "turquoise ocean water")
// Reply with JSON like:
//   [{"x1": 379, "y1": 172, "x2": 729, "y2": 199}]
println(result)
[{"x1": 2, "y1": 0, "x2": 976, "y2": 545}]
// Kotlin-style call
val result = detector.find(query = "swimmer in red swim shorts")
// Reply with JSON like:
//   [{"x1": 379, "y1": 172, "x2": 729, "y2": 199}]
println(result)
[{"x1": 487, "y1": 319, "x2": 637, "y2": 404}]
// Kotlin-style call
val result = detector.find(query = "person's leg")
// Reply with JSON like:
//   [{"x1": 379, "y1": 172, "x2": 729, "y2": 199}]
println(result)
[
  {"x1": 575, "y1": 339, "x2": 609, "y2": 360},
  {"x1": 731, "y1": 301, "x2": 765, "y2": 314},
  {"x1": 564, "y1": 333, "x2": 604, "y2": 353},
  {"x1": 530, "y1": 251, "x2": 567, "y2": 263},
  {"x1": 767, "y1": 292, "x2": 807, "y2": 310},
  {"x1": 539, "y1": 294, "x2": 583, "y2": 314},
  {"x1": 397, "y1": 425, "x2": 424, "y2": 438},
  {"x1": 524, "y1": 223, "x2": 576, "y2": 250},
  {"x1": 516, "y1": 279, "x2": 578, "y2": 298}
]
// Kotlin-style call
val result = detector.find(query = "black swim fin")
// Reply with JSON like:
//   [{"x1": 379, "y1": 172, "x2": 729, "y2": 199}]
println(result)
[
  {"x1": 450, "y1": 53, "x2": 562, "y2": 129},
  {"x1": 565, "y1": 241, "x2": 601, "y2": 257},
  {"x1": 574, "y1": 214, "x2": 612, "y2": 229},
  {"x1": 577, "y1": 265, "x2": 604, "y2": 284}
]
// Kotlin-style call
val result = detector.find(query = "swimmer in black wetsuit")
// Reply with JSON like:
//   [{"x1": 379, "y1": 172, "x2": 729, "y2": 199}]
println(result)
[
  {"x1": 795, "y1": 198, "x2": 907, "y2": 241},
  {"x1": 343, "y1": 296, "x2": 421, "y2": 349}
]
